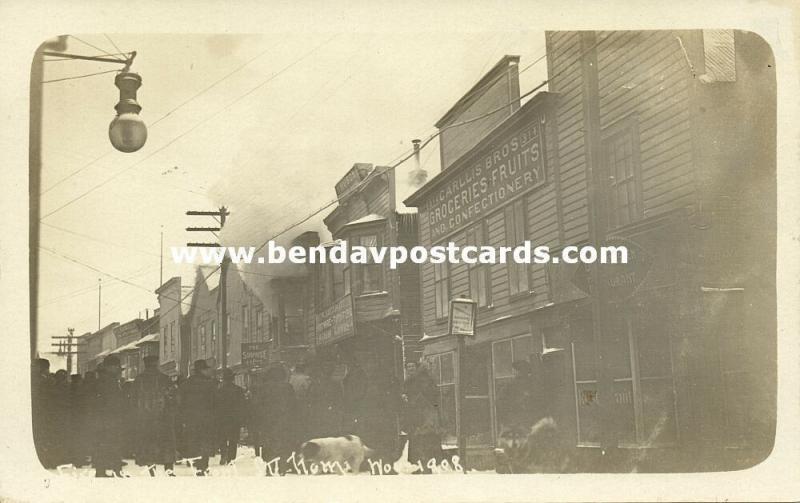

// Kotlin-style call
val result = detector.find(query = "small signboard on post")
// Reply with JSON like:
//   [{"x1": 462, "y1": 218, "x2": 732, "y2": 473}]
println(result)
[
  {"x1": 449, "y1": 298, "x2": 477, "y2": 337},
  {"x1": 448, "y1": 297, "x2": 477, "y2": 472}
]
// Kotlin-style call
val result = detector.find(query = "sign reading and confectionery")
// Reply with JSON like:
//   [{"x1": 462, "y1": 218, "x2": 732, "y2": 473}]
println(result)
[{"x1": 424, "y1": 111, "x2": 547, "y2": 240}]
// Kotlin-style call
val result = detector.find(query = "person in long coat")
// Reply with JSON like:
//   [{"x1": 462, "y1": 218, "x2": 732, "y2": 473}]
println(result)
[
  {"x1": 91, "y1": 355, "x2": 126, "y2": 477},
  {"x1": 132, "y1": 355, "x2": 177, "y2": 475},
  {"x1": 308, "y1": 359, "x2": 343, "y2": 438},
  {"x1": 402, "y1": 362, "x2": 444, "y2": 473},
  {"x1": 178, "y1": 359, "x2": 217, "y2": 475},
  {"x1": 214, "y1": 368, "x2": 246, "y2": 465},
  {"x1": 254, "y1": 366, "x2": 296, "y2": 475}
]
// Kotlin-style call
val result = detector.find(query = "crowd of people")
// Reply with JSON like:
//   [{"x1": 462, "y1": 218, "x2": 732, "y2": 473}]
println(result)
[{"x1": 30, "y1": 351, "x2": 463, "y2": 476}]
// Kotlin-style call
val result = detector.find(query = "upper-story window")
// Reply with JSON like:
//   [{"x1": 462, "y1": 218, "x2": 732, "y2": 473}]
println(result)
[
  {"x1": 356, "y1": 233, "x2": 383, "y2": 294},
  {"x1": 603, "y1": 118, "x2": 643, "y2": 229},
  {"x1": 199, "y1": 324, "x2": 207, "y2": 357},
  {"x1": 505, "y1": 199, "x2": 529, "y2": 296},
  {"x1": 434, "y1": 260, "x2": 450, "y2": 320},
  {"x1": 169, "y1": 321, "x2": 175, "y2": 357},
  {"x1": 210, "y1": 320, "x2": 217, "y2": 358},
  {"x1": 466, "y1": 222, "x2": 491, "y2": 308},
  {"x1": 255, "y1": 309, "x2": 263, "y2": 341}
]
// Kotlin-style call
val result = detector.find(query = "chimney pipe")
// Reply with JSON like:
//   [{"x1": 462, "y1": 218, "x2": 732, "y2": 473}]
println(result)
[
  {"x1": 408, "y1": 139, "x2": 427, "y2": 188},
  {"x1": 146, "y1": 308, "x2": 149, "y2": 319}
]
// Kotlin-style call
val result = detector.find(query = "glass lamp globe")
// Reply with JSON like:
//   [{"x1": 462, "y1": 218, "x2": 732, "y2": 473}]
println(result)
[{"x1": 109, "y1": 113, "x2": 147, "y2": 153}]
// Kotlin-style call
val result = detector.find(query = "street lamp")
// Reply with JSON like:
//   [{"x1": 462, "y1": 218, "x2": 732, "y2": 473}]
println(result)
[
  {"x1": 108, "y1": 71, "x2": 147, "y2": 152},
  {"x1": 42, "y1": 47, "x2": 147, "y2": 153}
]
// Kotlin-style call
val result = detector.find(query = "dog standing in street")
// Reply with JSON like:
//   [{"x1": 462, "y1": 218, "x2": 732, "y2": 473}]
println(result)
[{"x1": 299, "y1": 435, "x2": 376, "y2": 474}]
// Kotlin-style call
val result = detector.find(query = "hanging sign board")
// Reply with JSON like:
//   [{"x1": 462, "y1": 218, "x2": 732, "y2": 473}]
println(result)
[{"x1": 449, "y1": 298, "x2": 478, "y2": 337}]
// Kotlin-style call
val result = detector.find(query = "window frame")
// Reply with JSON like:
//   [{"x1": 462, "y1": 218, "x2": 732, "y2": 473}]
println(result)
[
  {"x1": 433, "y1": 259, "x2": 451, "y2": 322},
  {"x1": 601, "y1": 115, "x2": 644, "y2": 230},
  {"x1": 466, "y1": 221, "x2": 492, "y2": 309},
  {"x1": 570, "y1": 314, "x2": 679, "y2": 448},
  {"x1": 354, "y1": 232, "x2": 384, "y2": 295},
  {"x1": 491, "y1": 333, "x2": 536, "y2": 441},
  {"x1": 426, "y1": 351, "x2": 458, "y2": 447},
  {"x1": 504, "y1": 198, "x2": 531, "y2": 299}
]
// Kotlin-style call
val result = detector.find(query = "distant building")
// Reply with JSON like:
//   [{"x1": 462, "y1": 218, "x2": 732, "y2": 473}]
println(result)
[
  {"x1": 76, "y1": 322, "x2": 119, "y2": 374},
  {"x1": 155, "y1": 277, "x2": 192, "y2": 377}
]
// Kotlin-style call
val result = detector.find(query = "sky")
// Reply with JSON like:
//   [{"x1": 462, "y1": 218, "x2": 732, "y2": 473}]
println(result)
[{"x1": 37, "y1": 31, "x2": 548, "y2": 369}]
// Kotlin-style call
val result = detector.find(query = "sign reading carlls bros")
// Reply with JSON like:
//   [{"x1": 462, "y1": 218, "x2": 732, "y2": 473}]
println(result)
[{"x1": 425, "y1": 112, "x2": 546, "y2": 240}]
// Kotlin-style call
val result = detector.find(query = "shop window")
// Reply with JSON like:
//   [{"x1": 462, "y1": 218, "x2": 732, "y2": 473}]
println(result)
[
  {"x1": 255, "y1": 309, "x2": 262, "y2": 341},
  {"x1": 466, "y1": 222, "x2": 491, "y2": 307},
  {"x1": 463, "y1": 346, "x2": 492, "y2": 446},
  {"x1": 426, "y1": 352, "x2": 458, "y2": 446},
  {"x1": 162, "y1": 327, "x2": 167, "y2": 360},
  {"x1": 492, "y1": 334, "x2": 538, "y2": 436},
  {"x1": 357, "y1": 234, "x2": 383, "y2": 294},
  {"x1": 570, "y1": 314, "x2": 677, "y2": 447},
  {"x1": 332, "y1": 263, "x2": 345, "y2": 299},
  {"x1": 505, "y1": 199, "x2": 529, "y2": 296},
  {"x1": 602, "y1": 117, "x2": 643, "y2": 229},
  {"x1": 434, "y1": 261, "x2": 450, "y2": 320}
]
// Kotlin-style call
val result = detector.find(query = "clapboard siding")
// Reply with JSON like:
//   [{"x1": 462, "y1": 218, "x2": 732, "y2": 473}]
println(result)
[
  {"x1": 413, "y1": 30, "x2": 701, "y2": 339},
  {"x1": 597, "y1": 30, "x2": 696, "y2": 223}
]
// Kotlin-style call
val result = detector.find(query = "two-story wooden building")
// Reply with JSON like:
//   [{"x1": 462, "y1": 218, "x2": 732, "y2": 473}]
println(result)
[
  {"x1": 303, "y1": 162, "x2": 422, "y2": 455},
  {"x1": 404, "y1": 30, "x2": 775, "y2": 472}
]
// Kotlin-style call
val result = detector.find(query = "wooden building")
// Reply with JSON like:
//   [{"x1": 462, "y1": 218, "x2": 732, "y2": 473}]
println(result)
[
  {"x1": 404, "y1": 30, "x2": 775, "y2": 471},
  {"x1": 303, "y1": 162, "x2": 422, "y2": 455}
]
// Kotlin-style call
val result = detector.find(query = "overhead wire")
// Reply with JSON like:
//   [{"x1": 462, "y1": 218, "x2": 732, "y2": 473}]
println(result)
[
  {"x1": 42, "y1": 69, "x2": 120, "y2": 84},
  {"x1": 68, "y1": 35, "x2": 124, "y2": 61},
  {"x1": 40, "y1": 34, "x2": 339, "y2": 220},
  {"x1": 41, "y1": 40, "x2": 285, "y2": 195},
  {"x1": 49, "y1": 33, "x2": 608, "y2": 351}
]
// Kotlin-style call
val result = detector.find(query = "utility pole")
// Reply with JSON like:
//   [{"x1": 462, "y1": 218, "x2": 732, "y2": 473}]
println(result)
[
  {"x1": 51, "y1": 327, "x2": 84, "y2": 376},
  {"x1": 579, "y1": 31, "x2": 618, "y2": 461},
  {"x1": 160, "y1": 226, "x2": 164, "y2": 287},
  {"x1": 186, "y1": 206, "x2": 230, "y2": 370},
  {"x1": 98, "y1": 278, "x2": 102, "y2": 330}
]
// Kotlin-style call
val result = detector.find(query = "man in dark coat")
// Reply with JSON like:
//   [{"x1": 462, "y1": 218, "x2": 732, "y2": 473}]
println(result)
[
  {"x1": 133, "y1": 355, "x2": 177, "y2": 475},
  {"x1": 215, "y1": 368, "x2": 246, "y2": 465},
  {"x1": 178, "y1": 359, "x2": 217, "y2": 475},
  {"x1": 308, "y1": 359, "x2": 343, "y2": 438},
  {"x1": 92, "y1": 355, "x2": 126, "y2": 477},
  {"x1": 254, "y1": 366, "x2": 296, "y2": 475},
  {"x1": 402, "y1": 362, "x2": 444, "y2": 473}
]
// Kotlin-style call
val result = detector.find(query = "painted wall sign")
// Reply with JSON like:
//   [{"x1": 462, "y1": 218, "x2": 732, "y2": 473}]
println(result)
[
  {"x1": 315, "y1": 293, "x2": 355, "y2": 346},
  {"x1": 424, "y1": 113, "x2": 547, "y2": 240}
]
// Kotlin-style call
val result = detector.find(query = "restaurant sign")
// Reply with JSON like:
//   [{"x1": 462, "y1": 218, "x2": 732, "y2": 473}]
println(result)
[
  {"x1": 424, "y1": 109, "x2": 547, "y2": 240},
  {"x1": 241, "y1": 342, "x2": 269, "y2": 369},
  {"x1": 315, "y1": 294, "x2": 355, "y2": 346}
]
